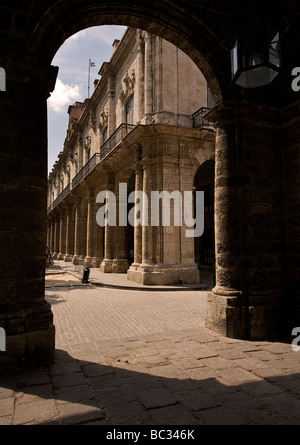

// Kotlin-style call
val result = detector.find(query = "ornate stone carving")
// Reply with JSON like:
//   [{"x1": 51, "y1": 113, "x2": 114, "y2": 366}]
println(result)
[
  {"x1": 119, "y1": 70, "x2": 135, "y2": 102},
  {"x1": 98, "y1": 109, "x2": 108, "y2": 130}
]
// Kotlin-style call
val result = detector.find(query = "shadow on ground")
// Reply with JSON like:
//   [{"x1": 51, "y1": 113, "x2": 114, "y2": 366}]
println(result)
[{"x1": 1, "y1": 347, "x2": 300, "y2": 425}]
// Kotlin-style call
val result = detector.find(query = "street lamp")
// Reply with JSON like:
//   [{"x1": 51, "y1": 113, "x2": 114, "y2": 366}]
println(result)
[{"x1": 231, "y1": 24, "x2": 281, "y2": 88}]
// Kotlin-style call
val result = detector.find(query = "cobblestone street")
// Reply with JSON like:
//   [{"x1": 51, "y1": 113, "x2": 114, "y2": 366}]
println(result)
[{"x1": 1, "y1": 271, "x2": 300, "y2": 425}]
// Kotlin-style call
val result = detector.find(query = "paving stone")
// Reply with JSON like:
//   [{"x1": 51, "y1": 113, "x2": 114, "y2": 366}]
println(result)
[
  {"x1": 52, "y1": 372, "x2": 87, "y2": 390},
  {"x1": 162, "y1": 376, "x2": 203, "y2": 393},
  {"x1": 49, "y1": 361, "x2": 82, "y2": 376},
  {"x1": 261, "y1": 394, "x2": 300, "y2": 422},
  {"x1": 196, "y1": 405, "x2": 246, "y2": 425},
  {"x1": 1, "y1": 280, "x2": 297, "y2": 426},
  {"x1": 16, "y1": 369, "x2": 50, "y2": 388},
  {"x1": 59, "y1": 400, "x2": 104, "y2": 425},
  {"x1": 124, "y1": 375, "x2": 165, "y2": 392},
  {"x1": 148, "y1": 404, "x2": 199, "y2": 425},
  {"x1": 217, "y1": 349, "x2": 248, "y2": 360},
  {"x1": 88, "y1": 372, "x2": 124, "y2": 390},
  {"x1": 217, "y1": 390, "x2": 264, "y2": 412},
  {"x1": 15, "y1": 384, "x2": 54, "y2": 405},
  {"x1": 135, "y1": 387, "x2": 178, "y2": 409},
  {"x1": 232, "y1": 357, "x2": 271, "y2": 371},
  {"x1": 176, "y1": 389, "x2": 221, "y2": 411},
  {"x1": 95, "y1": 386, "x2": 137, "y2": 406},
  {"x1": 183, "y1": 367, "x2": 219, "y2": 381},
  {"x1": 202, "y1": 356, "x2": 236, "y2": 370},
  {"x1": 55, "y1": 384, "x2": 94, "y2": 404},
  {"x1": 0, "y1": 416, "x2": 13, "y2": 425},
  {"x1": 217, "y1": 367, "x2": 262, "y2": 385},
  {"x1": 14, "y1": 399, "x2": 58, "y2": 425},
  {"x1": 0, "y1": 397, "x2": 14, "y2": 417},
  {"x1": 105, "y1": 401, "x2": 149, "y2": 424},
  {"x1": 81, "y1": 363, "x2": 115, "y2": 378},
  {"x1": 0, "y1": 387, "x2": 14, "y2": 399}
]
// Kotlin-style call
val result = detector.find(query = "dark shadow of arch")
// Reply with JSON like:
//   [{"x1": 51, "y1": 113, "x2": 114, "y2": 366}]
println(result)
[{"x1": 1, "y1": 344, "x2": 299, "y2": 425}]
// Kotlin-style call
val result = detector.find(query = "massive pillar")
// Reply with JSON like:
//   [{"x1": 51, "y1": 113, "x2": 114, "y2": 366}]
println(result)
[
  {"x1": 133, "y1": 166, "x2": 143, "y2": 266},
  {"x1": 57, "y1": 213, "x2": 66, "y2": 260},
  {"x1": 100, "y1": 183, "x2": 115, "y2": 273},
  {"x1": 53, "y1": 216, "x2": 59, "y2": 258},
  {"x1": 0, "y1": 60, "x2": 57, "y2": 366},
  {"x1": 112, "y1": 183, "x2": 128, "y2": 273},
  {"x1": 72, "y1": 199, "x2": 83, "y2": 265},
  {"x1": 205, "y1": 102, "x2": 286, "y2": 339},
  {"x1": 84, "y1": 194, "x2": 95, "y2": 267},
  {"x1": 64, "y1": 207, "x2": 74, "y2": 262}
]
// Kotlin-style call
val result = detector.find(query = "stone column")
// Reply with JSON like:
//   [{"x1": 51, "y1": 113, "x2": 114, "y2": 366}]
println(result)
[
  {"x1": 84, "y1": 195, "x2": 95, "y2": 267},
  {"x1": 53, "y1": 216, "x2": 59, "y2": 258},
  {"x1": 141, "y1": 162, "x2": 153, "y2": 266},
  {"x1": 112, "y1": 184, "x2": 128, "y2": 273},
  {"x1": 72, "y1": 199, "x2": 83, "y2": 265},
  {"x1": 49, "y1": 219, "x2": 54, "y2": 252},
  {"x1": 46, "y1": 221, "x2": 50, "y2": 248},
  {"x1": 133, "y1": 166, "x2": 143, "y2": 266},
  {"x1": 205, "y1": 102, "x2": 285, "y2": 339},
  {"x1": 100, "y1": 189, "x2": 115, "y2": 273},
  {"x1": 143, "y1": 32, "x2": 153, "y2": 122},
  {"x1": 93, "y1": 224, "x2": 104, "y2": 268},
  {"x1": 63, "y1": 207, "x2": 73, "y2": 262},
  {"x1": 0, "y1": 58, "x2": 57, "y2": 365},
  {"x1": 57, "y1": 213, "x2": 66, "y2": 260}
]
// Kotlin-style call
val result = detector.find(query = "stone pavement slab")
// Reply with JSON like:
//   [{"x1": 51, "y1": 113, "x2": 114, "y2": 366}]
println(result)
[{"x1": 1, "y1": 275, "x2": 300, "y2": 425}]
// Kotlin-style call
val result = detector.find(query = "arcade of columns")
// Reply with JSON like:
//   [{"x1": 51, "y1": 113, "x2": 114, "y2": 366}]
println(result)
[{"x1": 47, "y1": 28, "x2": 214, "y2": 285}]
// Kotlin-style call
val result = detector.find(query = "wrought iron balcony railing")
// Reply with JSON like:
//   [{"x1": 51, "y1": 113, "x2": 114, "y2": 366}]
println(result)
[
  {"x1": 47, "y1": 183, "x2": 70, "y2": 213},
  {"x1": 72, "y1": 153, "x2": 101, "y2": 189},
  {"x1": 100, "y1": 123, "x2": 135, "y2": 159},
  {"x1": 192, "y1": 107, "x2": 214, "y2": 130},
  {"x1": 48, "y1": 124, "x2": 136, "y2": 213}
]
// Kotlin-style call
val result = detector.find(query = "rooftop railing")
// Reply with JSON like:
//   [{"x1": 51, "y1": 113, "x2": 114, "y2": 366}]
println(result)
[{"x1": 192, "y1": 107, "x2": 214, "y2": 130}]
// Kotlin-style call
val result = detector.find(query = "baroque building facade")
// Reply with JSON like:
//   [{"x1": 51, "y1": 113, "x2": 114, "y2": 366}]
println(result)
[{"x1": 47, "y1": 27, "x2": 215, "y2": 285}]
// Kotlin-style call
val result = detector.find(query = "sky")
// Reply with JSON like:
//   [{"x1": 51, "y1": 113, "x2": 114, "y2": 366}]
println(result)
[{"x1": 47, "y1": 25, "x2": 127, "y2": 173}]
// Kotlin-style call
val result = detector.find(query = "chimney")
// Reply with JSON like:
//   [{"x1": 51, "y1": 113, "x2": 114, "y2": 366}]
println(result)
[{"x1": 112, "y1": 39, "x2": 120, "y2": 53}]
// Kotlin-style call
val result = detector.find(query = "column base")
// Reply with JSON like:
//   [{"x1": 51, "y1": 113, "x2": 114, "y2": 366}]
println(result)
[
  {"x1": 112, "y1": 259, "x2": 129, "y2": 273},
  {"x1": 83, "y1": 256, "x2": 93, "y2": 267},
  {"x1": 127, "y1": 264, "x2": 200, "y2": 285},
  {"x1": 100, "y1": 259, "x2": 113, "y2": 273},
  {"x1": 63, "y1": 254, "x2": 73, "y2": 262},
  {"x1": 0, "y1": 301, "x2": 55, "y2": 369},
  {"x1": 92, "y1": 257, "x2": 103, "y2": 268},
  {"x1": 57, "y1": 253, "x2": 64, "y2": 260},
  {"x1": 72, "y1": 255, "x2": 84, "y2": 265},
  {"x1": 205, "y1": 289, "x2": 285, "y2": 340}
]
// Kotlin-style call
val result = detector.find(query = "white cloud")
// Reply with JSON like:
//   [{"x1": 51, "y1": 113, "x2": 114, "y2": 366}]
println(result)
[{"x1": 48, "y1": 78, "x2": 81, "y2": 113}]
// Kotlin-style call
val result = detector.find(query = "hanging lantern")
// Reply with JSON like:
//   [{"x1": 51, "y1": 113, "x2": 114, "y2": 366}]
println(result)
[{"x1": 231, "y1": 23, "x2": 281, "y2": 88}]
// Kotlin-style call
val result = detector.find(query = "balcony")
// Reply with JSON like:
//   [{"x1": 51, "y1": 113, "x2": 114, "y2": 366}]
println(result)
[
  {"x1": 100, "y1": 123, "x2": 135, "y2": 159},
  {"x1": 47, "y1": 183, "x2": 70, "y2": 213},
  {"x1": 48, "y1": 124, "x2": 136, "y2": 213},
  {"x1": 72, "y1": 152, "x2": 101, "y2": 189},
  {"x1": 192, "y1": 107, "x2": 214, "y2": 130}
]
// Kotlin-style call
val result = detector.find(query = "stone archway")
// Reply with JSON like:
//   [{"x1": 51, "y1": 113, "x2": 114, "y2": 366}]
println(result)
[{"x1": 1, "y1": 0, "x2": 299, "y2": 367}]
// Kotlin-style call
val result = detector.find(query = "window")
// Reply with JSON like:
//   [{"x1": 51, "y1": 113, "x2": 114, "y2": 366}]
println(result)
[{"x1": 126, "y1": 95, "x2": 134, "y2": 125}]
